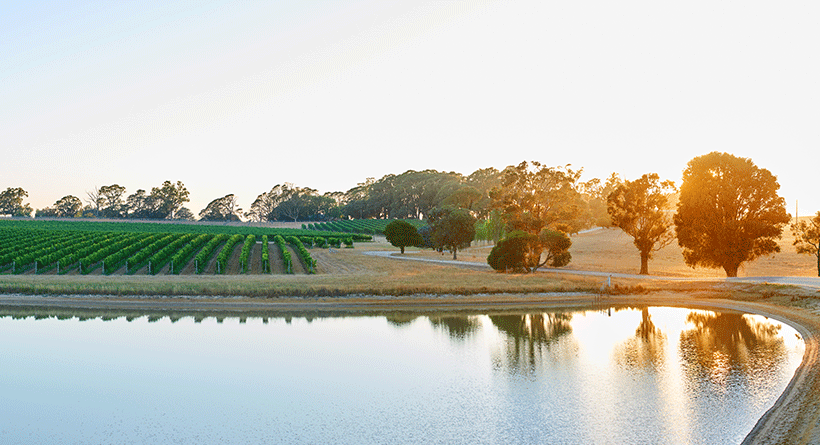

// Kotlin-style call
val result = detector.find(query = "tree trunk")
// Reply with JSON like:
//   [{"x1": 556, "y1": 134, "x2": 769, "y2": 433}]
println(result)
[
  {"x1": 400, "y1": 246, "x2": 405, "y2": 254},
  {"x1": 640, "y1": 251, "x2": 649, "y2": 275},
  {"x1": 816, "y1": 252, "x2": 819, "y2": 277},
  {"x1": 453, "y1": 249, "x2": 457, "y2": 260},
  {"x1": 724, "y1": 263, "x2": 739, "y2": 278}
]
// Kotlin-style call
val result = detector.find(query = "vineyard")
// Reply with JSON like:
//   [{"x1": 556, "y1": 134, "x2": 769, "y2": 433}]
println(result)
[
  {"x1": 305, "y1": 219, "x2": 426, "y2": 235},
  {"x1": 0, "y1": 220, "x2": 368, "y2": 276}
]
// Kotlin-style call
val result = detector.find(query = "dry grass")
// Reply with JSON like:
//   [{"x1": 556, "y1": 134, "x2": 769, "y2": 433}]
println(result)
[
  {"x1": 0, "y1": 244, "x2": 602, "y2": 297},
  {"x1": 404, "y1": 226, "x2": 818, "y2": 278},
  {"x1": 0, "y1": 226, "x2": 816, "y2": 297}
]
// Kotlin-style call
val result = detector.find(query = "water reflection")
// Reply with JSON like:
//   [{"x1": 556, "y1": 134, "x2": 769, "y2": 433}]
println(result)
[
  {"x1": 614, "y1": 307, "x2": 667, "y2": 370},
  {"x1": 428, "y1": 315, "x2": 481, "y2": 340},
  {"x1": 0, "y1": 303, "x2": 804, "y2": 445},
  {"x1": 489, "y1": 313, "x2": 574, "y2": 374},
  {"x1": 680, "y1": 311, "x2": 786, "y2": 387}
]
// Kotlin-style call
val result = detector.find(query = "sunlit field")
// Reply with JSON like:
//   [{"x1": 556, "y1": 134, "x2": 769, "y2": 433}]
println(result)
[{"x1": 411, "y1": 221, "x2": 818, "y2": 279}]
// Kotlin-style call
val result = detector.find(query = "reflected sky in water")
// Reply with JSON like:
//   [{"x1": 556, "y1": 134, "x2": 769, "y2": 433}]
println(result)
[{"x1": 0, "y1": 306, "x2": 803, "y2": 444}]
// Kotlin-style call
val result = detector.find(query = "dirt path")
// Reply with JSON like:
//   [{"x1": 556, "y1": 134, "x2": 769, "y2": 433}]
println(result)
[
  {"x1": 201, "y1": 241, "x2": 227, "y2": 274},
  {"x1": 269, "y1": 244, "x2": 286, "y2": 274},
  {"x1": 311, "y1": 248, "x2": 364, "y2": 274},
  {"x1": 225, "y1": 244, "x2": 242, "y2": 275},
  {"x1": 248, "y1": 243, "x2": 262, "y2": 274},
  {"x1": 288, "y1": 246, "x2": 307, "y2": 274}
]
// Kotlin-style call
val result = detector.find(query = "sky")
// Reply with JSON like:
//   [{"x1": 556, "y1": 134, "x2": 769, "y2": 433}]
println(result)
[{"x1": 2, "y1": 0, "x2": 819, "y2": 217}]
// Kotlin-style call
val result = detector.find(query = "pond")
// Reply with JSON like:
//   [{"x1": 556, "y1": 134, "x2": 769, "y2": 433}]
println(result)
[{"x1": 0, "y1": 304, "x2": 804, "y2": 444}]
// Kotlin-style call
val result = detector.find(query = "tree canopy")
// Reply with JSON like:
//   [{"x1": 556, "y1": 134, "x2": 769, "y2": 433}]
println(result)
[
  {"x1": 246, "y1": 184, "x2": 340, "y2": 222},
  {"x1": 489, "y1": 161, "x2": 585, "y2": 235},
  {"x1": 487, "y1": 229, "x2": 571, "y2": 273},
  {"x1": 36, "y1": 195, "x2": 82, "y2": 218},
  {"x1": 607, "y1": 173, "x2": 676, "y2": 275},
  {"x1": 199, "y1": 194, "x2": 242, "y2": 221},
  {"x1": 674, "y1": 152, "x2": 790, "y2": 277},
  {"x1": 428, "y1": 206, "x2": 476, "y2": 260},
  {"x1": 792, "y1": 212, "x2": 820, "y2": 277},
  {"x1": 383, "y1": 220, "x2": 423, "y2": 254},
  {"x1": 0, "y1": 187, "x2": 32, "y2": 217}
]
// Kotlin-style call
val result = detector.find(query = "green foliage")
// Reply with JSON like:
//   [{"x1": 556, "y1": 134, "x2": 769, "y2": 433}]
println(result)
[
  {"x1": 145, "y1": 234, "x2": 198, "y2": 275},
  {"x1": 100, "y1": 233, "x2": 160, "y2": 274},
  {"x1": 199, "y1": 194, "x2": 242, "y2": 221},
  {"x1": 428, "y1": 207, "x2": 476, "y2": 260},
  {"x1": 274, "y1": 235, "x2": 292, "y2": 274},
  {"x1": 674, "y1": 152, "x2": 791, "y2": 277},
  {"x1": 309, "y1": 218, "x2": 424, "y2": 236},
  {"x1": 383, "y1": 220, "x2": 423, "y2": 254},
  {"x1": 489, "y1": 161, "x2": 584, "y2": 235},
  {"x1": 487, "y1": 229, "x2": 571, "y2": 273},
  {"x1": 169, "y1": 234, "x2": 212, "y2": 274},
  {"x1": 195, "y1": 234, "x2": 229, "y2": 274},
  {"x1": 126, "y1": 234, "x2": 177, "y2": 272},
  {"x1": 314, "y1": 237, "x2": 327, "y2": 248},
  {"x1": 286, "y1": 236, "x2": 316, "y2": 273},
  {"x1": 539, "y1": 229, "x2": 572, "y2": 269},
  {"x1": 239, "y1": 234, "x2": 256, "y2": 273},
  {"x1": 487, "y1": 231, "x2": 535, "y2": 272},
  {"x1": 261, "y1": 235, "x2": 270, "y2": 273},
  {"x1": 607, "y1": 173, "x2": 676, "y2": 275},
  {"x1": 0, "y1": 187, "x2": 33, "y2": 217},
  {"x1": 792, "y1": 212, "x2": 820, "y2": 277},
  {"x1": 0, "y1": 219, "x2": 370, "y2": 241},
  {"x1": 215, "y1": 234, "x2": 244, "y2": 274}
]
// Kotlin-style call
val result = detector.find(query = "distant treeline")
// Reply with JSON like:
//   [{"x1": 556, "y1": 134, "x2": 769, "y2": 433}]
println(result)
[{"x1": 0, "y1": 163, "x2": 620, "y2": 233}]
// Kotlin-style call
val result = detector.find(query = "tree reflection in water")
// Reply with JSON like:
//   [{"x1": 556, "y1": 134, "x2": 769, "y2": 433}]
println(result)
[
  {"x1": 428, "y1": 316, "x2": 482, "y2": 341},
  {"x1": 614, "y1": 307, "x2": 667, "y2": 371},
  {"x1": 489, "y1": 313, "x2": 574, "y2": 375},
  {"x1": 679, "y1": 311, "x2": 786, "y2": 388}
]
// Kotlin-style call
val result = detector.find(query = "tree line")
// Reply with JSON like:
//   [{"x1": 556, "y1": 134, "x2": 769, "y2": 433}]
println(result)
[
  {"x1": 381, "y1": 153, "x2": 820, "y2": 278},
  {"x1": 4, "y1": 153, "x2": 819, "y2": 276},
  {"x1": 3, "y1": 166, "x2": 618, "y2": 226}
]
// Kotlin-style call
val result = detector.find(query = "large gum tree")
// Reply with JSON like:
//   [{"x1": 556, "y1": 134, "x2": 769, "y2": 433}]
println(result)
[
  {"x1": 607, "y1": 173, "x2": 677, "y2": 275},
  {"x1": 674, "y1": 152, "x2": 790, "y2": 277}
]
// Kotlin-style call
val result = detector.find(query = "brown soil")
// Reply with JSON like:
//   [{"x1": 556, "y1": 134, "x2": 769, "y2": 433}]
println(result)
[
  {"x1": 288, "y1": 246, "x2": 307, "y2": 274},
  {"x1": 178, "y1": 244, "x2": 208, "y2": 275},
  {"x1": 225, "y1": 243, "x2": 243, "y2": 275},
  {"x1": 311, "y1": 248, "x2": 366, "y2": 274},
  {"x1": 248, "y1": 243, "x2": 262, "y2": 274},
  {"x1": 269, "y1": 244, "x2": 286, "y2": 274}
]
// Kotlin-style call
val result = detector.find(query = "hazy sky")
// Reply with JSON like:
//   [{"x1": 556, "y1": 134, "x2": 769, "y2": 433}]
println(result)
[{"x1": 3, "y1": 1, "x2": 818, "y2": 216}]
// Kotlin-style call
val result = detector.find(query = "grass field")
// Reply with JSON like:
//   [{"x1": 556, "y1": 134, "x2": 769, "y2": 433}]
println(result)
[
  {"x1": 0, "y1": 220, "x2": 817, "y2": 297},
  {"x1": 409, "y1": 223, "x2": 819, "y2": 278}
]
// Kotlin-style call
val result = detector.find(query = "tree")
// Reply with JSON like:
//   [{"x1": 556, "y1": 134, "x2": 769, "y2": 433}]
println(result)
[
  {"x1": 429, "y1": 207, "x2": 476, "y2": 260},
  {"x1": 539, "y1": 229, "x2": 572, "y2": 269},
  {"x1": 85, "y1": 186, "x2": 103, "y2": 217},
  {"x1": 486, "y1": 229, "x2": 571, "y2": 273},
  {"x1": 489, "y1": 161, "x2": 584, "y2": 235},
  {"x1": 0, "y1": 187, "x2": 33, "y2": 217},
  {"x1": 199, "y1": 194, "x2": 242, "y2": 221},
  {"x1": 150, "y1": 180, "x2": 190, "y2": 219},
  {"x1": 674, "y1": 152, "x2": 791, "y2": 277},
  {"x1": 51, "y1": 195, "x2": 82, "y2": 217},
  {"x1": 792, "y1": 212, "x2": 820, "y2": 277},
  {"x1": 607, "y1": 173, "x2": 677, "y2": 275},
  {"x1": 487, "y1": 231, "x2": 537, "y2": 272},
  {"x1": 125, "y1": 189, "x2": 160, "y2": 219},
  {"x1": 175, "y1": 207, "x2": 195, "y2": 221},
  {"x1": 98, "y1": 184, "x2": 127, "y2": 218},
  {"x1": 384, "y1": 220, "x2": 423, "y2": 254},
  {"x1": 581, "y1": 173, "x2": 622, "y2": 227}
]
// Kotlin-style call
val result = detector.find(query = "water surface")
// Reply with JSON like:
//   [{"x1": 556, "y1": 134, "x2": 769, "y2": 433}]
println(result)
[{"x1": 0, "y1": 305, "x2": 803, "y2": 444}]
